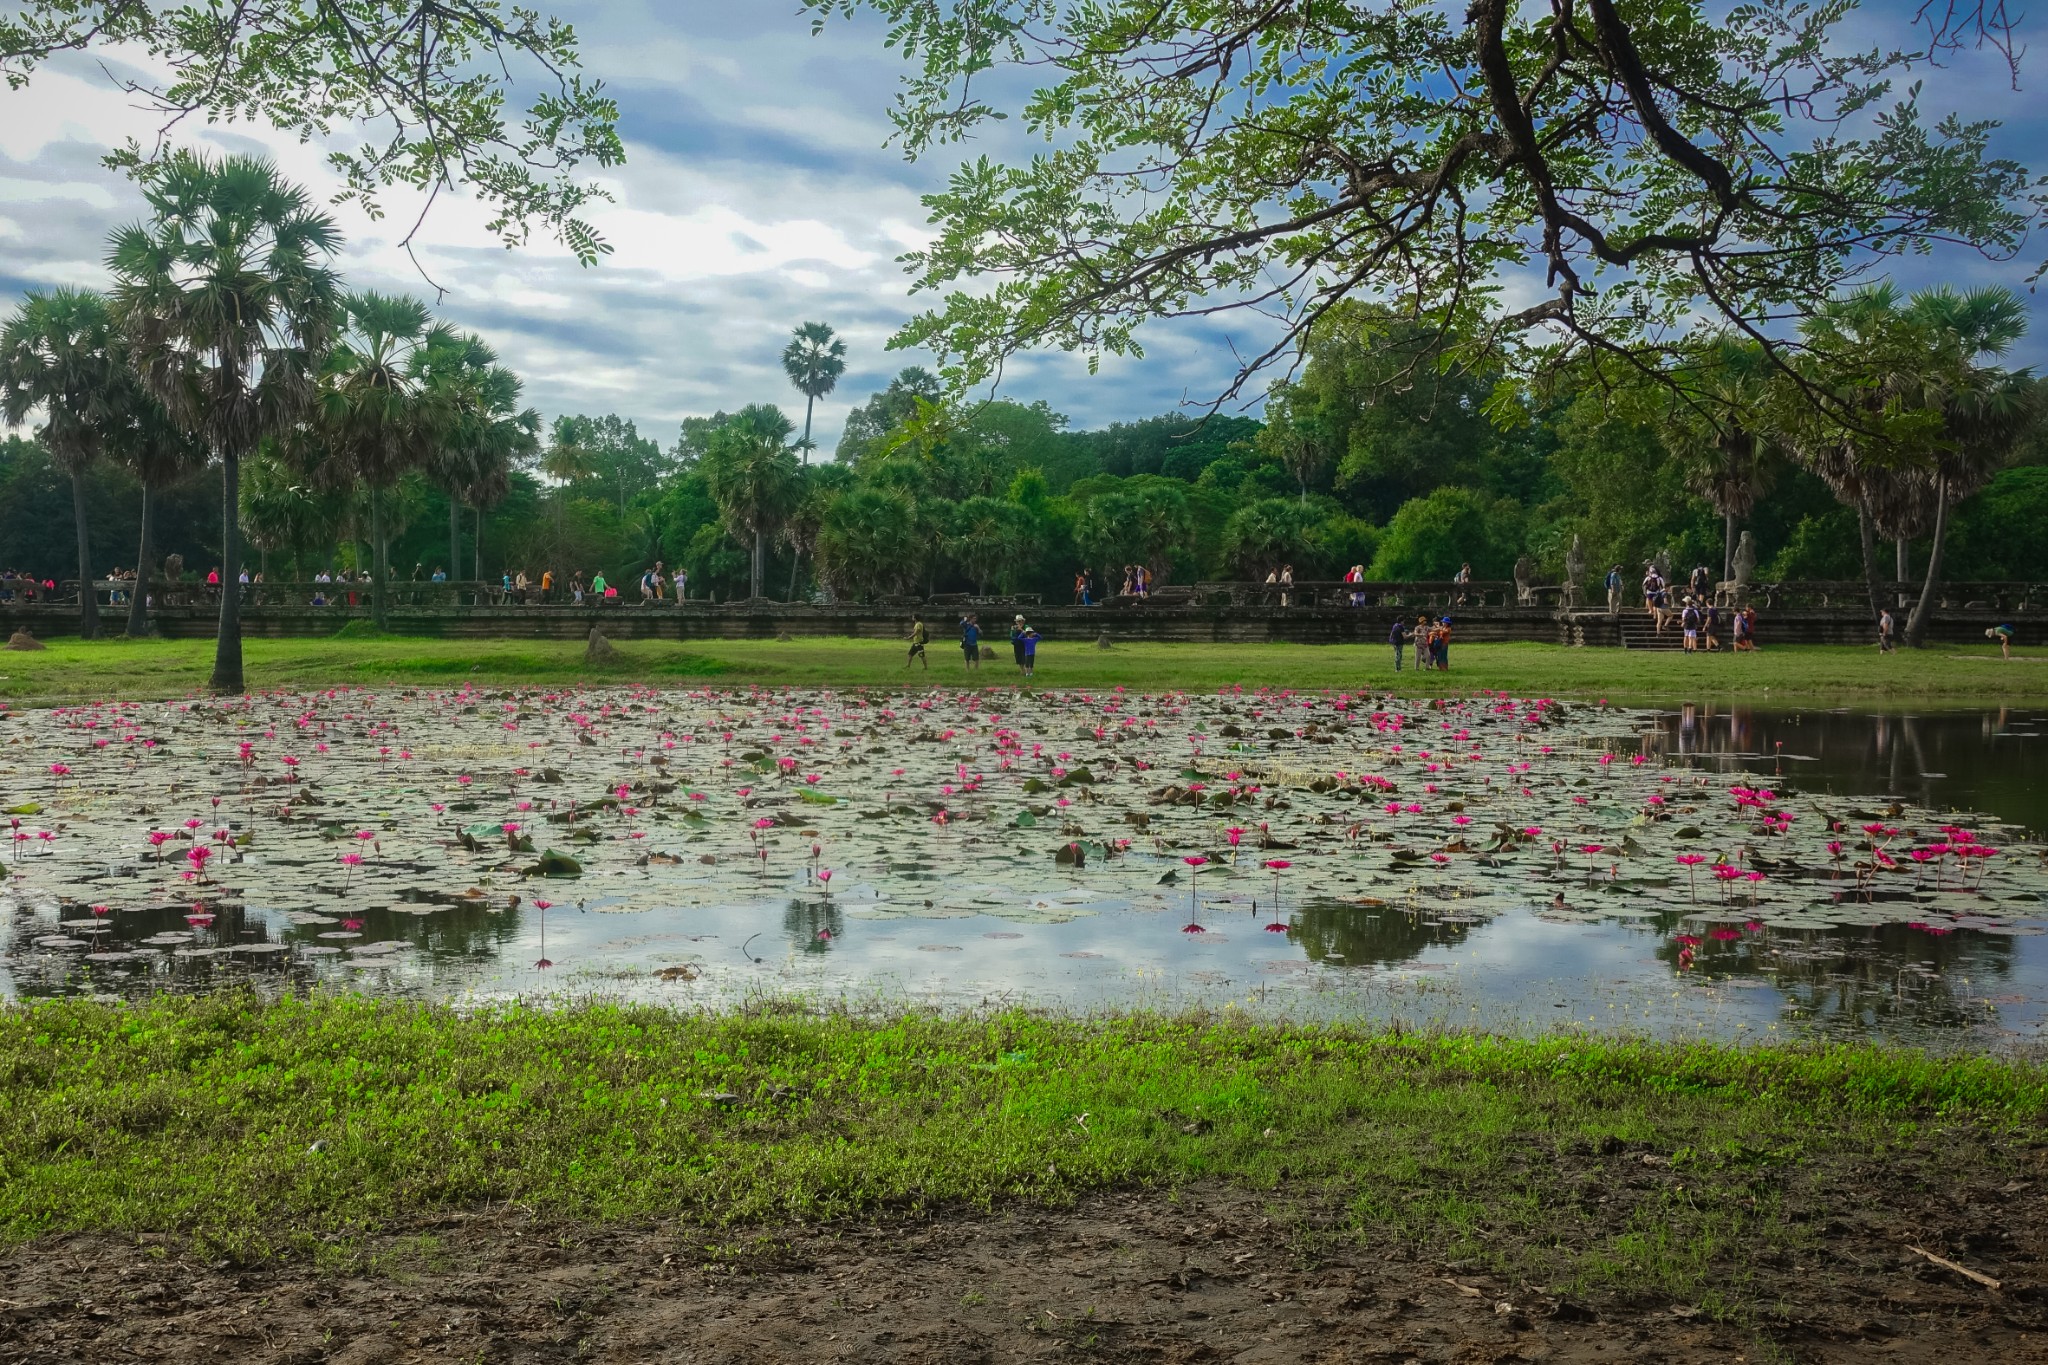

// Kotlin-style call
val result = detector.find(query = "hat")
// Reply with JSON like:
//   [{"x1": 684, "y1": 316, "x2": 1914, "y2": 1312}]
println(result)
[{"x1": 1014, "y1": 614, "x2": 1025, "y2": 623}]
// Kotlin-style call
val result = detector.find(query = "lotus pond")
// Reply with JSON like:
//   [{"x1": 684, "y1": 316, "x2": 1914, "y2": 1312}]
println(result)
[{"x1": 2, "y1": 686, "x2": 2044, "y2": 1050}]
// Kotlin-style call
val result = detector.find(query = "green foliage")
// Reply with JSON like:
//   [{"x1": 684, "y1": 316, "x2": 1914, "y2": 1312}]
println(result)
[
  {"x1": 1075, "y1": 481, "x2": 1195, "y2": 584},
  {"x1": 1219, "y1": 498, "x2": 1326, "y2": 576},
  {"x1": 0, "y1": 0, "x2": 624, "y2": 264},
  {"x1": 1370, "y1": 486, "x2": 1524, "y2": 581},
  {"x1": 817, "y1": 486, "x2": 924, "y2": 600}
]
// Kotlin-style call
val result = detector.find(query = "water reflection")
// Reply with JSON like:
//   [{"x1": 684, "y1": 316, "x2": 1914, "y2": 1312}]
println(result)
[
  {"x1": 5, "y1": 703, "x2": 2046, "y2": 1052},
  {"x1": 1643, "y1": 704, "x2": 2048, "y2": 833}
]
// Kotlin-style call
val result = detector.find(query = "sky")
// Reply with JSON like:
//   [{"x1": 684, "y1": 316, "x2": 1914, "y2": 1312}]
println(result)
[{"x1": 1, "y1": 0, "x2": 2044, "y2": 456}]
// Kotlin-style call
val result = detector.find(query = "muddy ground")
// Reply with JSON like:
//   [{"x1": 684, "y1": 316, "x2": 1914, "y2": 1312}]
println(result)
[{"x1": 5, "y1": 1167, "x2": 2047, "y2": 1365}]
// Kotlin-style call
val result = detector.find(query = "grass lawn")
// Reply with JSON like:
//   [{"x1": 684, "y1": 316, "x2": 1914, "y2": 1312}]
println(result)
[
  {"x1": 1, "y1": 633, "x2": 2042, "y2": 706},
  {"x1": 2, "y1": 995, "x2": 2042, "y2": 1311}
]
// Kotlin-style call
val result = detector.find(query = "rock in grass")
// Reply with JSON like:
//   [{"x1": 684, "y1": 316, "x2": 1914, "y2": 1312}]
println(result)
[
  {"x1": 5, "y1": 630, "x2": 45, "y2": 651},
  {"x1": 1097, "y1": 632, "x2": 1114, "y2": 650},
  {"x1": 585, "y1": 627, "x2": 618, "y2": 664}
]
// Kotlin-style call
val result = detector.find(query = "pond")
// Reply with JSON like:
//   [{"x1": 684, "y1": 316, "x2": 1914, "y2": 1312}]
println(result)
[{"x1": 2, "y1": 687, "x2": 2043, "y2": 1051}]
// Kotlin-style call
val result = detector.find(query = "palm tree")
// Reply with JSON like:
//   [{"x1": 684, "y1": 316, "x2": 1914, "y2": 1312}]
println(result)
[
  {"x1": 108, "y1": 151, "x2": 342, "y2": 692},
  {"x1": 1794, "y1": 284, "x2": 2032, "y2": 643},
  {"x1": 239, "y1": 443, "x2": 330, "y2": 580},
  {"x1": 1897, "y1": 288, "x2": 2033, "y2": 647},
  {"x1": 414, "y1": 332, "x2": 538, "y2": 587},
  {"x1": 0, "y1": 288, "x2": 126, "y2": 638},
  {"x1": 700, "y1": 404, "x2": 801, "y2": 599},
  {"x1": 817, "y1": 486, "x2": 920, "y2": 601},
  {"x1": 947, "y1": 495, "x2": 1035, "y2": 593},
  {"x1": 109, "y1": 382, "x2": 209, "y2": 635},
  {"x1": 1662, "y1": 337, "x2": 1776, "y2": 582},
  {"x1": 781, "y1": 322, "x2": 847, "y2": 463},
  {"x1": 302, "y1": 292, "x2": 451, "y2": 628}
]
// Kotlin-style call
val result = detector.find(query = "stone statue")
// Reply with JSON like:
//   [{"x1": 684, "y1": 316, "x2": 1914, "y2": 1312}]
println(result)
[
  {"x1": 1733, "y1": 531, "x2": 1757, "y2": 586},
  {"x1": 164, "y1": 552, "x2": 183, "y2": 582},
  {"x1": 1513, "y1": 554, "x2": 1536, "y2": 605},
  {"x1": 1563, "y1": 535, "x2": 1585, "y2": 608}
]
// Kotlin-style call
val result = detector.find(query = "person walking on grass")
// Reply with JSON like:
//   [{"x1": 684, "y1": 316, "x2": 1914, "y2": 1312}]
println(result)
[
  {"x1": 1389, "y1": 616, "x2": 1408, "y2": 671},
  {"x1": 906, "y1": 614, "x2": 929, "y2": 670},
  {"x1": 1878, "y1": 607, "x2": 1896, "y2": 653},
  {"x1": 1010, "y1": 614, "x2": 1030, "y2": 673},
  {"x1": 959, "y1": 613, "x2": 981, "y2": 670}
]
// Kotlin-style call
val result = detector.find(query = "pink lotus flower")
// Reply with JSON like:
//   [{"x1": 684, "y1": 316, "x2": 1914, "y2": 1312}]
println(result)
[{"x1": 47, "y1": 763, "x2": 69, "y2": 777}]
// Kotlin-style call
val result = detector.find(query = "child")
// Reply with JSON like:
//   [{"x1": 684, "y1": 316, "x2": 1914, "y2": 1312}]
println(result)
[
  {"x1": 1022, "y1": 624, "x2": 1039, "y2": 678},
  {"x1": 959, "y1": 614, "x2": 981, "y2": 670},
  {"x1": 906, "y1": 614, "x2": 928, "y2": 670}
]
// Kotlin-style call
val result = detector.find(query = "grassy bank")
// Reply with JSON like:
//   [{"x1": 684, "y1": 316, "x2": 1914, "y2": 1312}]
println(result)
[
  {"x1": 2, "y1": 996, "x2": 2042, "y2": 1312},
  {"x1": 1, "y1": 633, "x2": 2042, "y2": 705}
]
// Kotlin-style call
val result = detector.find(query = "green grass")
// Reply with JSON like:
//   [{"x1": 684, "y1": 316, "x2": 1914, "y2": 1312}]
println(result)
[
  {"x1": 1, "y1": 633, "x2": 2042, "y2": 705},
  {"x1": 1, "y1": 995, "x2": 2042, "y2": 1313}
]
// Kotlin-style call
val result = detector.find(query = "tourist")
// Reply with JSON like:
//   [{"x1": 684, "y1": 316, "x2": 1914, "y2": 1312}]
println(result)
[
  {"x1": 1680, "y1": 597, "x2": 1701, "y2": 652},
  {"x1": 1134, "y1": 564, "x2": 1150, "y2": 598},
  {"x1": 906, "y1": 614, "x2": 928, "y2": 670},
  {"x1": 639, "y1": 564, "x2": 658, "y2": 604},
  {"x1": 1389, "y1": 616, "x2": 1408, "y2": 671},
  {"x1": 1073, "y1": 569, "x2": 1089, "y2": 606},
  {"x1": 500, "y1": 569, "x2": 513, "y2": 603},
  {"x1": 1689, "y1": 563, "x2": 1712, "y2": 600},
  {"x1": 1434, "y1": 616, "x2": 1453, "y2": 670},
  {"x1": 1733, "y1": 606, "x2": 1755, "y2": 652},
  {"x1": 1263, "y1": 567, "x2": 1279, "y2": 604},
  {"x1": 1010, "y1": 615, "x2": 1030, "y2": 671},
  {"x1": 1120, "y1": 564, "x2": 1136, "y2": 597},
  {"x1": 1605, "y1": 563, "x2": 1622, "y2": 612},
  {"x1": 653, "y1": 561, "x2": 667, "y2": 602},
  {"x1": 431, "y1": 565, "x2": 447, "y2": 584},
  {"x1": 674, "y1": 566, "x2": 688, "y2": 602},
  {"x1": 1346, "y1": 564, "x2": 1365, "y2": 607},
  {"x1": 571, "y1": 574, "x2": 586, "y2": 605},
  {"x1": 1703, "y1": 600, "x2": 1722, "y2": 651},
  {"x1": 591, "y1": 570, "x2": 610, "y2": 603},
  {"x1": 1878, "y1": 607, "x2": 1896, "y2": 652},
  {"x1": 959, "y1": 613, "x2": 981, "y2": 670},
  {"x1": 1021, "y1": 622, "x2": 1039, "y2": 678},
  {"x1": 538, "y1": 567, "x2": 552, "y2": 602},
  {"x1": 1082, "y1": 567, "x2": 1095, "y2": 604},
  {"x1": 1453, "y1": 561, "x2": 1471, "y2": 605},
  {"x1": 1279, "y1": 563, "x2": 1294, "y2": 607},
  {"x1": 1989, "y1": 623, "x2": 2016, "y2": 660}
]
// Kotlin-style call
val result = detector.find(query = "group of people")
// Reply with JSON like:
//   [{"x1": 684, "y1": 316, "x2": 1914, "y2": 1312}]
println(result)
[
  {"x1": 908, "y1": 612, "x2": 1039, "y2": 676},
  {"x1": 1067, "y1": 565, "x2": 1153, "y2": 604},
  {"x1": 488, "y1": 562, "x2": 686, "y2": 606},
  {"x1": 0, "y1": 569, "x2": 57, "y2": 603},
  {"x1": 1634, "y1": 561, "x2": 1759, "y2": 652},
  {"x1": 1389, "y1": 615, "x2": 1454, "y2": 671}
]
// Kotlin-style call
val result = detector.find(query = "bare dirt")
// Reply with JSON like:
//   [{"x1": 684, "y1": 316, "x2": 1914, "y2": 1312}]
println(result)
[{"x1": 4, "y1": 1174, "x2": 2047, "y2": 1365}]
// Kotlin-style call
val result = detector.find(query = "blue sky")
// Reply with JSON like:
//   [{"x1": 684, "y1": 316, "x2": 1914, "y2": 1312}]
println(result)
[{"x1": 1, "y1": 0, "x2": 2043, "y2": 453}]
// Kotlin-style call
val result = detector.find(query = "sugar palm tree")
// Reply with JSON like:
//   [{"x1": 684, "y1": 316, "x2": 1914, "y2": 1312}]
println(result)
[
  {"x1": 303, "y1": 291, "x2": 452, "y2": 627},
  {"x1": 109, "y1": 382, "x2": 210, "y2": 635},
  {"x1": 1795, "y1": 284, "x2": 2032, "y2": 643},
  {"x1": 781, "y1": 322, "x2": 846, "y2": 463},
  {"x1": 1662, "y1": 337, "x2": 1776, "y2": 582},
  {"x1": 108, "y1": 151, "x2": 341, "y2": 692},
  {"x1": 0, "y1": 288, "x2": 126, "y2": 638},
  {"x1": 414, "y1": 332, "x2": 538, "y2": 586},
  {"x1": 700, "y1": 404, "x2": 801, "y2": 599}
]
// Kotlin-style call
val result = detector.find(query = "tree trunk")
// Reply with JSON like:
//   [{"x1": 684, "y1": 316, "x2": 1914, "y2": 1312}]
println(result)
[
  {"x1": 370, "y1": 484, "x2": 389, "y2": 630},
  {"x1": 448, "y1": 497, "x2": 462, "y2": 588},
  {"x1": 1904, "y1": 477, "x2": 1950, "y2": 649},
  {"x1": 68, "y1": 463, "x2": 103, "y2": 639},
  {"x1": 1722, "y1": 510, "x2": 1736, "y2": 583},
  {"x1": 1895, "y1": 537, "x2": 1910, "y2": 607},
  {"x1": 474, "y1": 508, "x2": 484, "y2": 586},
  {"x1": 751, "y1": 528, "x2": 764, "y2": 599},
  {"x1": 787, "y1": 548, "x2": 803, "y2": 602},
  {"x1": 1856, "y1": 501, "x2": 1882, "y2": 624},
  {"x1": 211, "y1": 450, "x2": 244, "y2": 694},
  {"x1": 127, "y1": 481, "x2": 155, "y2": 637},
  {"x1": 801, "y1": 394, "x2": 815, "y2": 466}
]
